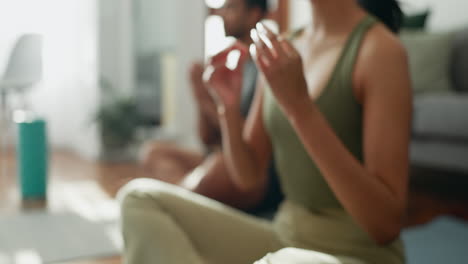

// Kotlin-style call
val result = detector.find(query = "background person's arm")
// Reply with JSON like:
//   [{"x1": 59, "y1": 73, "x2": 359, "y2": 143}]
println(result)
[{"x1": 189, "y1": 62, "x2": 222, "y2": 148}]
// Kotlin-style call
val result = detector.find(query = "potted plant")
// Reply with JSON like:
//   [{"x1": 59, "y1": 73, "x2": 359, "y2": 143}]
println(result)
[{"x1": 95, "y1": 78, "x2": 145, "y2": 162}]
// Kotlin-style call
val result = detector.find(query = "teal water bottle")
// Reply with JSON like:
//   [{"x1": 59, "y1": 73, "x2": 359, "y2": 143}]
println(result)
[{"x1": 16, "y1": 118, "x2": 48, "y2": 199}]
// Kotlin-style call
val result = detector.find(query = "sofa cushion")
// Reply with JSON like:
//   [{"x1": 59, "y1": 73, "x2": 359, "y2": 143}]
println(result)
[
  {"x1": 411, "y1": 140, "x2": 468, "y2": 172},
  {"x1": 413, "y1": 94, "x2": 468, "y2": 140},
  {"x1": 401, "y1": 31, "x2": 455, "y2": 94},
  {"x1": 452, "y1": 28, "x2": 468, "y2": 92}
]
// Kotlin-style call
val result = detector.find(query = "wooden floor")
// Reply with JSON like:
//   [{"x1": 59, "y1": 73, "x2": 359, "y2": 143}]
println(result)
[{"x1": 0, "y1": 149, "x2": 151, "y2": 264}]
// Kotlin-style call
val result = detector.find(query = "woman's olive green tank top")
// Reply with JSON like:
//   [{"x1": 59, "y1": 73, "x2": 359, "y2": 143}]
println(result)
[
  {"x1": 264, "y1": 15, "x2": 405, "y2": 264},
  {"x1": 264, "y1": 16, "x2": 374, "y2": 211}
]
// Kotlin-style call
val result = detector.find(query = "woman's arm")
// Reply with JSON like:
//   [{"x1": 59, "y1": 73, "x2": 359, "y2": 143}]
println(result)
[
  {"x1": 218, "y1": 79, "x2": 273, "y2": 191},
  {"x1": 287, "y1": 46, "x2": 411, "y2": 244},
  {"x1": 205, "y1": 47, "x2": 273, "y2": 192},
  {"x1": 253, "y1": 24, "x2": 411, "y2": 245}
]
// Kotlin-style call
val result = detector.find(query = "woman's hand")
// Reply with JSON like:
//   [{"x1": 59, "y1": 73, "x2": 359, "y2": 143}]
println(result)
[
  {"x1": 250, "y1": 23, "x2": 310, "y2": 113},
  {"x1": 203, "y1": 42, "x2": 249, "y2": 114}
]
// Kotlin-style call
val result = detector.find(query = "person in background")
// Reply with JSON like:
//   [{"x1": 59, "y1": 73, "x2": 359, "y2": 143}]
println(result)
[{"x1": 140, "y1": 0, "x2": 283, "y2": 212}]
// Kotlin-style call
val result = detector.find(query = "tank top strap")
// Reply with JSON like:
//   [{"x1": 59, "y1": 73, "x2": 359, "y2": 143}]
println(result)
[{"x1": 337, "y1": 15, "x2": 378, "y2": 82}]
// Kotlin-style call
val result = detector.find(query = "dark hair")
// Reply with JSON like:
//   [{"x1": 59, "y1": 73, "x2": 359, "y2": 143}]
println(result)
[
  {"x1": 246, "y1": 0, "x2": 268, "y2": 14},
  {"x1": 357, "y1": 0, "x2": 403, "y2": 33}
]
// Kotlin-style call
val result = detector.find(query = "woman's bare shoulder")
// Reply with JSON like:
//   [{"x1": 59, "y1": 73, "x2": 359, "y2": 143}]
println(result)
[
  {"x1": 360, "y1": 23, "x2": 407, "y2": 62},
  {"x1": 354, "y1": 24, "x2": 410, "y2": 98}
]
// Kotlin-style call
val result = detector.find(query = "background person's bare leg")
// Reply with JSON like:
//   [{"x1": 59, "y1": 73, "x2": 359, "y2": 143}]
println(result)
[
  {"x1": 140, "y1": 141, "x2": 204, "y2": 184},
  {"x1": 181, "y1": 152, "x2": 266, "y2": 210}
]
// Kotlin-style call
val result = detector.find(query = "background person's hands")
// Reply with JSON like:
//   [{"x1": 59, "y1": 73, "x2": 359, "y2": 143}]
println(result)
[
  {"x1": 189, "y1": 61, "x2": 219, "y2": 125},
  {"x1": 190, "y1": 61, "x2": 210, "y2": 105},
  {"x1": 203, "y1": 41, "x2": 249, "y2": 113}
]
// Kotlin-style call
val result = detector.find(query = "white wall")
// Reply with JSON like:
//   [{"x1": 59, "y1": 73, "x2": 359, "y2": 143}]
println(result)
[
  {"x1": 99, "y1": 0, "x2": 205, "y2": 151},
  {"x1": 134, "y1": 1, "x2": 178, "y2": 53},
  {"x1": 288, "y1": 0, "x2": 468, "y2": 32},
  {"x1": 0, "y1": 0, "x2": 100, "y2": 159},
  {"x1": 166, "y1": 0, "x2": 206, "y2": 150},
  {"x1": 289, "y1": 0, "x2": 311, "y2": 31},
  {"x1": 99, "y1": 0, "x2": 134, "y2": 97},
  {"x1": 404, "y1": 0, "x2": 468, "y2": 31}
]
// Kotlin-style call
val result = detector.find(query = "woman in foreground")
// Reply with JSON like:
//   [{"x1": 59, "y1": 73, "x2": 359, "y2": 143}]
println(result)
[{"x1": 118, "y1": 0, "x2": 412, "y2": 263}]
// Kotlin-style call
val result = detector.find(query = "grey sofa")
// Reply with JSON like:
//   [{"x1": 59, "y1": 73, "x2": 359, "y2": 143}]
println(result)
[{"x1": 402, "y1": 27, "x2": 468, "y2": 203}]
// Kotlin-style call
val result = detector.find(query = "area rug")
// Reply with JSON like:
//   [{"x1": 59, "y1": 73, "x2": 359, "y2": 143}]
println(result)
[{"x1": 0, "y1": 211, "x2": 121, "y2": 264}]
